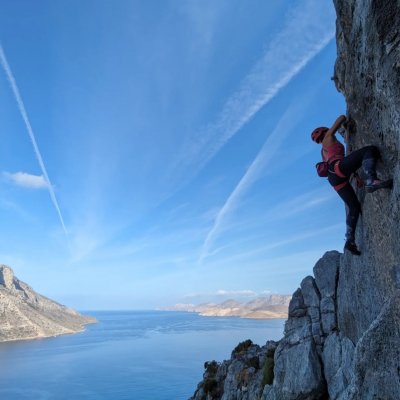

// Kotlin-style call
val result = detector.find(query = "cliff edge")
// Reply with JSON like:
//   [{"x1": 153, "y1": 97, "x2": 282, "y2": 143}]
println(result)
[
  {"x1": 0, "y1": 265, "x2": 96, "y2": 342},
  {"x1": 190, "y1": 1, "x2": 399, "y2": 399}
]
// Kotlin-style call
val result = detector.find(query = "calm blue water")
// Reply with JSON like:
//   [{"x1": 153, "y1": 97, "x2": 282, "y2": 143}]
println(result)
[{"x1": 0, "y1": 311, "x2": 285, "y2": 400}]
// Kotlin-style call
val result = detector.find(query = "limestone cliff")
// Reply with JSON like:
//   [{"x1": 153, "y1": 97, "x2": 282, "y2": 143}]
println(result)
[
  {"x1": 190, "y1": 1, "x2": 399, "y2": 399},
  {"x1": 0, "y1": 265, "x2": 96, "y2": 342}
]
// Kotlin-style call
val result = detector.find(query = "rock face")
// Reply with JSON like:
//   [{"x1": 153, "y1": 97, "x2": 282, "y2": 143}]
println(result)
[
  {"x1": 192, "y1": 250, "x2": 399, "y2": 400},
  {"x1": 190, "y1": 1, "x2": 400, "y2": 399},
  {"x1": 266, "y1": 251, "x2": 351, "y2": 400},
  {"x1": 0, "y1": 265, "x2": 96, "y2": 342},
  {"x1": 333, "y1": 0, "x2": 400, "y2": 345}
]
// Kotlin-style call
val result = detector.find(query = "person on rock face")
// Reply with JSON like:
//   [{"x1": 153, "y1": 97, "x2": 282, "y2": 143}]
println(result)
[{"x1": 311, "y1": 115, "x2": 393, "y2": 256}]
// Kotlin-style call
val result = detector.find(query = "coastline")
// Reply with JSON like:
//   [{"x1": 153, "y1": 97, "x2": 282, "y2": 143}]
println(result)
[
  {"x1": 0, "y1": 317, "x2": 97, "y2": 344},
  {"x1": 160, "y1": 309, "x2": 287, "y2": 320}
]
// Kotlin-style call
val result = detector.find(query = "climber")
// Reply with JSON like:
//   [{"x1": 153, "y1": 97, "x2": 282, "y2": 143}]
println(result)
[{"x1": 311, "y1": 115, "x2": 393, "y2": 256}]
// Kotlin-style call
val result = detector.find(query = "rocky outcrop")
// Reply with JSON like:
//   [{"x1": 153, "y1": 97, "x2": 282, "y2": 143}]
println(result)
[
  {"x1": 0, "y1": 265, "x2": 96, "y2": 342},
  {"x1": 190, "y1": 340, "x2": 278, "y2": 400},
  {"x1": 265, "y1": 252, "x2": 339, "y2": 400},
  {"x1": 265, "y1": 251, "x2": 349, "y2": 400},
  {"x1": 190, "y1": 1, "x2": 400, "y2": 398},
  {"x1": 266, "y1": 248, "x2": 399, "y2": 400},
  {"x1": 192, "y1": 250, "x2": 399, "y2": 400}
]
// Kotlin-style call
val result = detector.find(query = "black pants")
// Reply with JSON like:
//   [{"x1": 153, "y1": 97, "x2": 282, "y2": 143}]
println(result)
[{"x1": 328, "y1": 146, "x2": 379, "y2": 240}]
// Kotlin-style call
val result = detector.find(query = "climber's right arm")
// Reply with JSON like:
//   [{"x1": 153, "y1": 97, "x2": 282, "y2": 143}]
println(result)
[{"x1": 325, "y1": 115, "x2": 347, "y2": 138}]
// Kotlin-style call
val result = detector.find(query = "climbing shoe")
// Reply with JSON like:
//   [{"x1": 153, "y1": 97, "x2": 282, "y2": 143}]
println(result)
[
  {"x1": 365, "y1": 179, "x2": 393, "y2": 193},
  {"x1": 344, "y1": 240, "x2": 361, "y2": 256}
]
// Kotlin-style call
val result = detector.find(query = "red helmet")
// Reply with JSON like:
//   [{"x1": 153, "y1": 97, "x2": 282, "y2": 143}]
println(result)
[{"x1": 311, "y1": 127, "x2": 328, "y2": 143}]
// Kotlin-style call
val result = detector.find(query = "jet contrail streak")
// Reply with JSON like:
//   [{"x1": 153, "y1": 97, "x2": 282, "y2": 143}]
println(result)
[{"x1": 0, "y1": 44, "x2": 69, "y2": 239}]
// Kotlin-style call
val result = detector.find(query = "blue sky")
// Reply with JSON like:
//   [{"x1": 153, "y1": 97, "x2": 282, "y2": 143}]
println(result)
[{"x1": 0, "y1": 0, "x2": 346, "y2": 310}]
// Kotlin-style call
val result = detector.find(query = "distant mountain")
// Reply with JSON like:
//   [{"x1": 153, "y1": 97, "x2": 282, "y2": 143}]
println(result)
[
  {"x1": 162, "y1": 294, "x2": 291, "y2": 319},
  {"x1": 0, "y1": 264, "x2": 96, "y2": 342}
]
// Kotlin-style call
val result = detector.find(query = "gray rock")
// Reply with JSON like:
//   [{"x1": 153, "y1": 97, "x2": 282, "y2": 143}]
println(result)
[
  {"x1": 320, "y1": 312, "x2": 336, "y2": 336},
  {"x1": 259, "y1": 256, "x2": 332, "y2": 399},
  {"x1": 320, "y1": 297, "x2": 336, "y2": 335},
  {"x1": 313, "y1": 251, "x2": 340, "y2": 298},
  {"x1": 288, "y1": 288, "x2": 307, "y2": 318},
  {"x1": 284, "y1": 316, "x2": 312, "y2": 345},
  {"x1": 332, "y1": 0, "x2": 400, "y2": 397},
  {"x1": 272, "y1": 339, "x2": 325, "y2": 400},
  {"x1": 346, "y1": 292, "x2": 400, "y2": 399},
  {"x1": 307, "y1": 306, "x2": 320, "y2": 323},
  {"x1": 320, "y1": 297, "x2": 335, "y2": 314},
  {"x1": 311, "y1": 322, "x2": 322, "y2": 345},
  {"x1": 0, "y1": 265, "x2": 14, "y2": 289},
  {"x1": 323, "y1": 333, "x2": 355, "y2": 400},
  {"x1": 191, "y1": 341, "x2": 278, "y2": 400},
  {"x1": 300, "y1": 276, "x2": 320, "y2": 309},
  {"x1": 262, "y1": 385, "x2": 274, "y2": 400},
  {"x1": 333, "y1": 0, "x2": 400, "y2": 341}
]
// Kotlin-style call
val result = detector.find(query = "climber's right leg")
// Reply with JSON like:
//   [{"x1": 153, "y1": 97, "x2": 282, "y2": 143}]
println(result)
[
  {"x1": 361, "y1": 147, "x2": 393, "y2": 192},
  {"x1": 339, "y1": 145, "x2": 393, "y2": 193},
  {"x1": 339, "y1": 145, "x2": 379, "y2": 176}
]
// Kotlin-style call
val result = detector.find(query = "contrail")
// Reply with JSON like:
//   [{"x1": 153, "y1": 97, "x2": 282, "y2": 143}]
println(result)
[
  {"x1": 0, "y1": 44, "x2": 69, "y2": 239},
  {"x1": 199, "y1": 77, "x2": 324, "y2": 264},
  {"x1": 173, "y1": 0, "x2": 336, "y2": 184},
  {"x1": 199, "y1": 107, "x2": 295, "y2": 263}
]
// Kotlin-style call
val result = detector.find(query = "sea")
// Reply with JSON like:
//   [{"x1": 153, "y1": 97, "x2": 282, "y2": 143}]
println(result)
[{"x1": 0, "y1": 311, "x2": 285, "y2": 400}]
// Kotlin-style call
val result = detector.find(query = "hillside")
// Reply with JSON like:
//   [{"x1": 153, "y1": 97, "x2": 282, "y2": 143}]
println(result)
[
  {"x1": 164, "y1": 295, "x2": 291, "y2": 319},
  {"x1": 0, "y1": 265, "x2": 96, "y2": 342}
]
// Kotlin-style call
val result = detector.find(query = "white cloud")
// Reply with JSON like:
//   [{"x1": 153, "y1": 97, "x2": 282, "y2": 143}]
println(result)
[
  {"x1": 0, "y1": 44, "x2": 68, "y2": 239},
  {"x1": 215, "y1": 289, "x2": 257, "y2": 297},
  {"x1": 184, "y1": 289, "x2": 267, "y2": 301},
  {"x1": 3, "y1": 171, "x2": 49, "y2": 189}
]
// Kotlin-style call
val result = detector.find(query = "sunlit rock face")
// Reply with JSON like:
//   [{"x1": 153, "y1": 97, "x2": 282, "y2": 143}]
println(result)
[
  {"x1": 333, "y1": 0, "x2": 400, "y2": 342},
  {"x1": 331, "y1": 1, "x2": 400, "y2": 397},
  {"x1": 0, "y1": 264, "x2": 96, "y2": 342}
]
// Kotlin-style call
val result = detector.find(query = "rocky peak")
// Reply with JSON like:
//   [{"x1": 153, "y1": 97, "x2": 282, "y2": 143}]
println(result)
[{"x1": 0, "y1": 265, "x2": 15, "y2": 289}]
